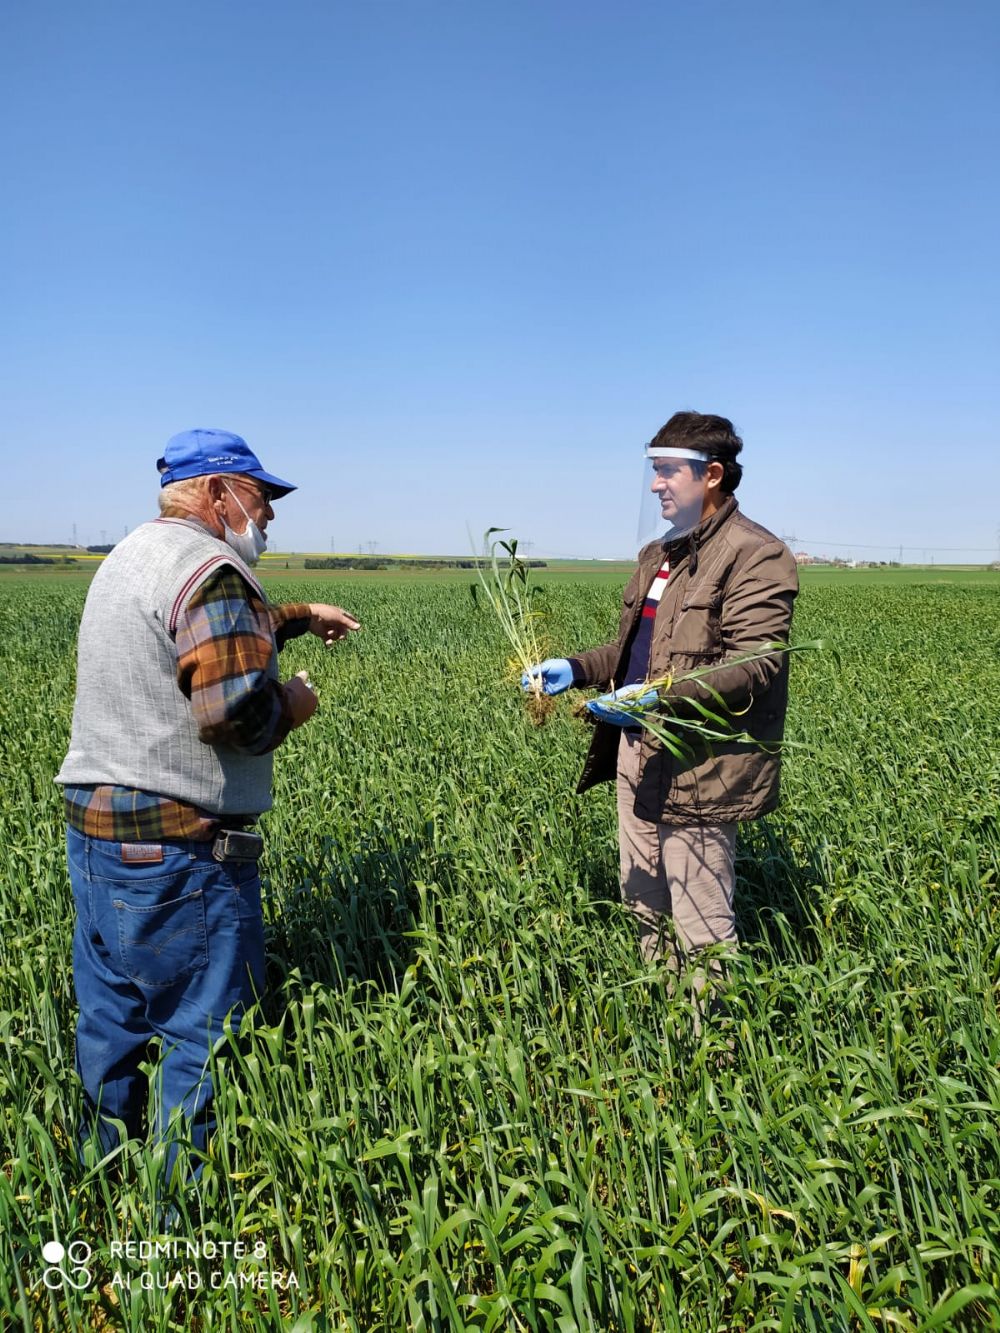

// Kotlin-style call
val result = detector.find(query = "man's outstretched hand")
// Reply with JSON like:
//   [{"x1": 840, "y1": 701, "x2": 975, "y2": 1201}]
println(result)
[{"x1": 308, "y1": 603, "x2": 361, "y2": 646}]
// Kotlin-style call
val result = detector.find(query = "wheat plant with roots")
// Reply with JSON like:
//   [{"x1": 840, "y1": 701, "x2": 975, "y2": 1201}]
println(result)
[
  {"x1": 471, "y1": 527, "x2": 555, "y2": 724},
  {"x1": 589, "y1": 640, "x2": 826, "y2": 758}
]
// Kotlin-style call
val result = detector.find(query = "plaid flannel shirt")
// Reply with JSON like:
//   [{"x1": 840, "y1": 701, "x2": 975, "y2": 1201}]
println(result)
[{"x1": 64, "y1": 567, "x2": 312, "y2": 840}]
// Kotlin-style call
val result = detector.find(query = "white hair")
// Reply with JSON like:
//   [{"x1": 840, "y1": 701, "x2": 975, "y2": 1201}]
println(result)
[{"x1": 158, "y1": 476, "x2": 214, "y2": 517}]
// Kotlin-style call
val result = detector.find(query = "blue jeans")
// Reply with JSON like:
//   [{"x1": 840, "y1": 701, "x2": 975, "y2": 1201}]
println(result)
[{"x1": 67, "y1": 826, "x2": 266, "y2": 1177}]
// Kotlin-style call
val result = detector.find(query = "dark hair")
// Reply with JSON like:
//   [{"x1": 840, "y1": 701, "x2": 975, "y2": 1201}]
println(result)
[{"x1": 648, "y1": 412, "x2": 744, "y2": 494}]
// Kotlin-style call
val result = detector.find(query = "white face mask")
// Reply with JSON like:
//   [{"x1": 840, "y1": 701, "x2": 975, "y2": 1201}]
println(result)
[{"x1": 221, "y1": 482, "x2": 268, "y2": 565}]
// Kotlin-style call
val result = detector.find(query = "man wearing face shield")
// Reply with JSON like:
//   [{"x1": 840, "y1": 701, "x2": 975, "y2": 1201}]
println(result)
[
  {"x1": 524, "y1": 412, "x2": 798, "y2": 998},
  {"x1": 56, "y1": 428, "x2": 361, "y2": 1181}
]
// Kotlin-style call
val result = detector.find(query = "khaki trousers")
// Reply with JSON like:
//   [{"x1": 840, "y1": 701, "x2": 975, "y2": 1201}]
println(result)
[{"x1": 616, "y1": 731, "x2": 738, "y2": 972}]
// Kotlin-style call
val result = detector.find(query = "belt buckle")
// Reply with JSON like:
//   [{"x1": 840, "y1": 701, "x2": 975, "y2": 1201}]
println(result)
[{"x1": 212, "y1": 829, "x2": 264, "y2": 863}]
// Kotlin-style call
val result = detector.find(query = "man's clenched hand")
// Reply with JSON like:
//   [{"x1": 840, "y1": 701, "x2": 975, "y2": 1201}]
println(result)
[{"x1": 285, "y1": 670, "x2": 319, "y2": 728}]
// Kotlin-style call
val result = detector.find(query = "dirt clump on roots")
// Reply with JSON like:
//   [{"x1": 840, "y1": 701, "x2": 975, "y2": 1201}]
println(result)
[{"x1": 524, "y1": 692, "x2": 557, "y2": 726}]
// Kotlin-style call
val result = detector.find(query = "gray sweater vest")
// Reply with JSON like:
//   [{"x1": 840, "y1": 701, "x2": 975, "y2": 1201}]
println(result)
[{"x1": 56, "y1": 519, "x2": 278, "y2": 815}]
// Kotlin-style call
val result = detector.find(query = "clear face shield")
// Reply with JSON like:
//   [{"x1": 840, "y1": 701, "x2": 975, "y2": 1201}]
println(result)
[{"x1": 637, "y1": 447, "x2": 712, "y2": 549}]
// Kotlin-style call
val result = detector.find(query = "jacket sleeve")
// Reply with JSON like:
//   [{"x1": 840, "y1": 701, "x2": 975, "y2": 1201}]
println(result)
[
  {"x1": 567, "y1": 643, "x2": 621, "y2": 690},
  {"x1": 666, "y1": 542, "x2": 798, "y2": 714},
  {"x1": 175, "y1": 567, "x2": 294, "y2": 755}
]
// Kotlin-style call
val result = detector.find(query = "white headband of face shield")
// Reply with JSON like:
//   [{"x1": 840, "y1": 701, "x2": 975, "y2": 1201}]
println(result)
[{"x1": 645, "y1": 446, "x2": 711, "y2": 461}]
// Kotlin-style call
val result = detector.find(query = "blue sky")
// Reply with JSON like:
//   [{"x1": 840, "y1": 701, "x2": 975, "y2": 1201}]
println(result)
[{"x1": 2, "y1": 1, "x2": 998, "y2": 560}]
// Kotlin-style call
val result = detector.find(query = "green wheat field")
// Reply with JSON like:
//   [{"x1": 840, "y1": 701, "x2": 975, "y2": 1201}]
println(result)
[{"x1": 2, "y1": 569, "x2": 999, "y2": 1331}]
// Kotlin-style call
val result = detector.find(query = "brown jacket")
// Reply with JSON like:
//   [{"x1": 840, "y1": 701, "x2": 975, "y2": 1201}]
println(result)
[{"x1": 572, "y1": 497, "x2": 798, "y2": 823}]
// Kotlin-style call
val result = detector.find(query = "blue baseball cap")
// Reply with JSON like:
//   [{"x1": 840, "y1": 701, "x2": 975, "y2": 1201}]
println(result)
[{"x1": 157, "y1": 429, "x2": 297, "y2": 498}]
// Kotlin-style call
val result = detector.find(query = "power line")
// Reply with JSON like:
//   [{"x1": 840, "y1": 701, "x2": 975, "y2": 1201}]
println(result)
[{"x1": 791, "y1": 538, "x2": 995, "y2": 553}]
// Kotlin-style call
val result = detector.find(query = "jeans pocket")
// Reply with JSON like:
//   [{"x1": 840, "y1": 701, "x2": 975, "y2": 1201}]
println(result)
[{"x1": 112, "y1": 885, "x2": 209, "y2": 989}]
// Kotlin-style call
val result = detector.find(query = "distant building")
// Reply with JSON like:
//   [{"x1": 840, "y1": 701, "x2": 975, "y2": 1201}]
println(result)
[{"x1": 793, "y1": 551, "x2": 814, "y2": 565}]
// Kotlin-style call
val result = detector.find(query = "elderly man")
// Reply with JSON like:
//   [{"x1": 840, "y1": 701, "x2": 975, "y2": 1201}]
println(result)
[
  {"x1": 56, "y1": 428, "x2": 360, "y2": 1175},
  {"x1": 526, "y1": 412, "x2": 798, "y2": 997}
]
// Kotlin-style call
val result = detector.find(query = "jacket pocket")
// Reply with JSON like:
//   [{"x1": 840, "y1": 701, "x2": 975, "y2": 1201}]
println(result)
[
  {"x1": 679, "y1": 587, "x2": 724, "y2": 613},
  {"x1": 669, "y1": 588, "x2": 723, "y2": 654}
]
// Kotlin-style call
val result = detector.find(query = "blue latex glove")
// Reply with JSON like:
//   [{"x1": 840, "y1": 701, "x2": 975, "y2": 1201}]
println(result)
[
  {"x1": 521, "y1": 658, "x2": 574, "y2": 695},
  {"x1": 586, "y1": 683, "x2": 658, "y2": 727}
]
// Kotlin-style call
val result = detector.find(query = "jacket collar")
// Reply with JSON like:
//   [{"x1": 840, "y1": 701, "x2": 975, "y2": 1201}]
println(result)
[{"x1": 660, "y1": 495, "x2": 739, "y2": 576}]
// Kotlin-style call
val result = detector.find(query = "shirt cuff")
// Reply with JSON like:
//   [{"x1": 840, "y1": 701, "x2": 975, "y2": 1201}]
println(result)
[{"x1": 270, "y1": 602, "x2": 313, "y2": 649}]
